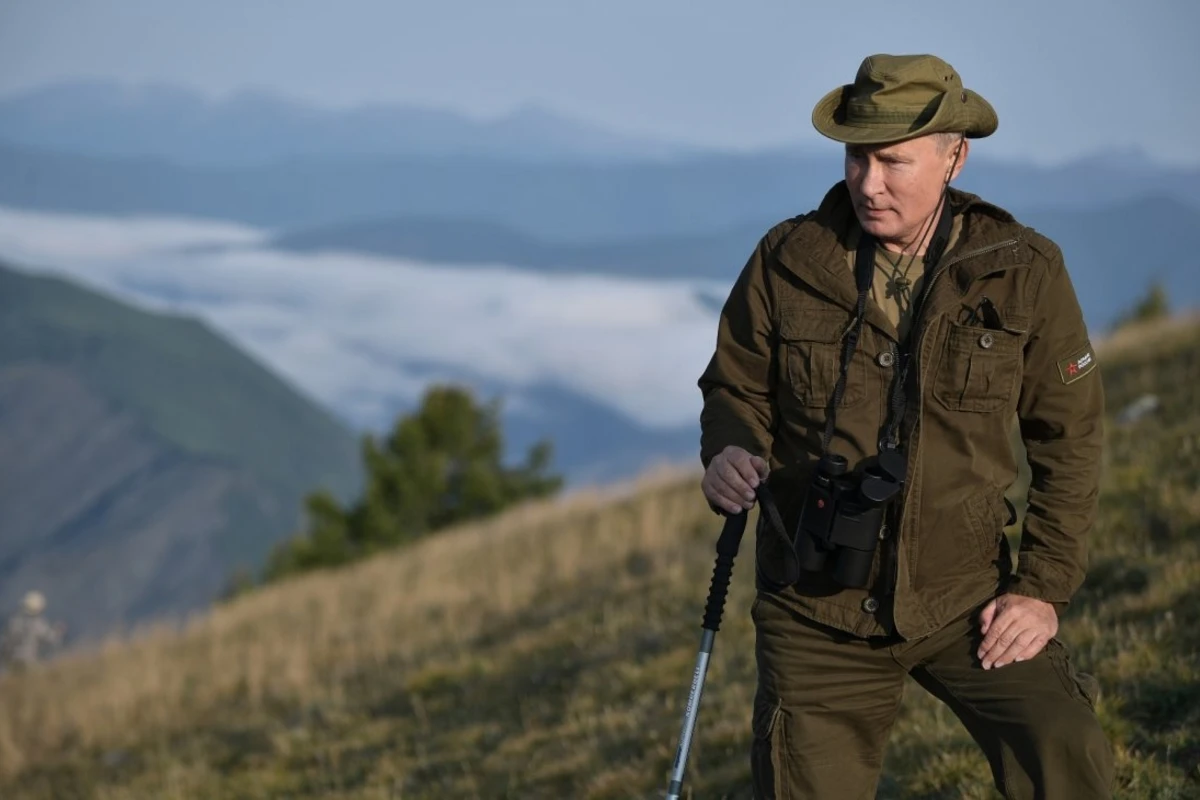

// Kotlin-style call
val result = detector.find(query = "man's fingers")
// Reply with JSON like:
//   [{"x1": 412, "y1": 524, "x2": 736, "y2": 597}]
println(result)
[
  {"x1": 749, "y1": 455, "x2": 770, "y2": 480},
  {"x1": 1010, "y1": 633, "x2": 1049, "y2": 665},
  {"x1": 719, "y1": 484, "x2": 752, "y2": 512},
  {"x1": 709, "y1": 489, "x2": 743, "y2": 515},
  {"x1": 729, "y1": 455, "x2": 763, "y2": 491},
  {"x1": 978, "y1": 599, "x2": 997, "y2": 635},
  {"x1": 979, "y1": 608, "x2": 1014, "y2": 651},
  {"x1": 984, "y1": 627, "x2": 1038, "y2": 669},
  {"x1": 703, "y1": 476, "x2": 745, "y2": 514},
  {"x1": 703, "y1": 472, "x2": 752, "y2": 514},
  {"x1": 718, "y1": 460, "x2": 756, "y2": 501},
  {"x1": 995, "y1": 630, "x2": 1046, "y2": 669},
  {"x1": 978, "y1": 607, "x2": 1020, "y2": 662}
]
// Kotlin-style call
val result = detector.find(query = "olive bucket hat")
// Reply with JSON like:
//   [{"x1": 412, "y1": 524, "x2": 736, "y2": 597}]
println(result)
[{"x1": 812, "y1": 53, "x2": 998, "y2": 145}]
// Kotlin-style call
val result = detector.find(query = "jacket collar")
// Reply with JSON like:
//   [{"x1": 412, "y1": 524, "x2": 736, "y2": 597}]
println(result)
[
  {"x1": 774, "y1": 182, "x2": 887, "y2": 331},
  {"x1": 775, "y1": 182, "x2": 1031, "y2": 330}
]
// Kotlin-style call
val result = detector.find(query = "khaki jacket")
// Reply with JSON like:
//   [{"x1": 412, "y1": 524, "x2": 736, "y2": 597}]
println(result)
[{"x1": 698, "y1": 181, "x2": 1104, "y2": 639}]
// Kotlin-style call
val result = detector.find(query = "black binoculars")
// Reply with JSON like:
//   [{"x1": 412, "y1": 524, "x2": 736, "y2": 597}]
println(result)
[{"x1": 793, "y1": 450, "x2": 908, "y2": 589}]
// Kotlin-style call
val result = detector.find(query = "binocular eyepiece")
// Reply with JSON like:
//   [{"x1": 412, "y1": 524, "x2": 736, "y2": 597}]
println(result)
[{"x1": 793, "y1": 450, "x2": 907, "y2": 589}]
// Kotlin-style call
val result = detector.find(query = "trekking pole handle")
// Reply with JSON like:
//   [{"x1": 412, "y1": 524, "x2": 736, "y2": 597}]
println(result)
[
  {"x1": 702, "y1": 507, "x2": 749, "y2": 632},
  {"x1": 665, "y1": 500, "x2": 754, "y2": 799}
]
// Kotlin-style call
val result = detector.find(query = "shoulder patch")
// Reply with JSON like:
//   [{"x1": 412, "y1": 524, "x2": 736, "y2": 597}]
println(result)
[{"x1": 1057, "y1": 343, "x2": 1098, "y2": 385}]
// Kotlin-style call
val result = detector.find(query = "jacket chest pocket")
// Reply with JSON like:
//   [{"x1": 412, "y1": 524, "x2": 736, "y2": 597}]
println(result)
[
  {"x1": 932, "y1": 321, "x2": 1023, "y2": 413},
  {"x1": 778, "y1": 308, "x2": 865, "y2": 409}
]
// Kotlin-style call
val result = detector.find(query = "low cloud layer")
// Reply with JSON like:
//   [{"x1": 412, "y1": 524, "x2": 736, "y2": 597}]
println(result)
[{"x1": 0, "y1": 206, "x2": 727, "y2": 431}]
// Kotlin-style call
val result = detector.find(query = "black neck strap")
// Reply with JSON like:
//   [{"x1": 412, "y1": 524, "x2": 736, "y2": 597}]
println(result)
[
  {"x1": 820, "y1": 197, "x2": 954, "y2": 457},
  {"x1": 880, "y1": 198, "x2": 954, "y2": 451}
]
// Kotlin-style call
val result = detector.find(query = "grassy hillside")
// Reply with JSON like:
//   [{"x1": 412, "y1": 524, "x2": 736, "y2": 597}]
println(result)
[
  {"x1": 0, "y1": 316, "x2": 1197, "y2": 798},
  {"x1": 0, "y1": 263, "x2": 360, "y2": 504},
  {"x1": 0, "y1": 262, "x2": 363, "y2": 636}
]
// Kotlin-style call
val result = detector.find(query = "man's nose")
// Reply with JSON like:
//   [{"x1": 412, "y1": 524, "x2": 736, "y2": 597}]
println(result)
[{"x1": 858, "y1": 161, "x2": 884, "y2": 197}]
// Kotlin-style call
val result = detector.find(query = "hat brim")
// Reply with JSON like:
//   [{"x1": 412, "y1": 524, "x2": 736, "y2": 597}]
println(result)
[{"x1": 812, "y1": 84, "x2": 998, "y2": 145}]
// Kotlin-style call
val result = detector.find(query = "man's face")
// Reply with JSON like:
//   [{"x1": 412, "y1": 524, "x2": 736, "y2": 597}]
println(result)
[{"x1": 844, "y1": 134, "x2": 966, "y2": 250}]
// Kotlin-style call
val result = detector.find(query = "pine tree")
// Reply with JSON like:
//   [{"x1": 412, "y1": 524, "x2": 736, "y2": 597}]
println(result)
[
  {"x1": 1114, "y1": 280, "x2": 1170, "y2": 331},
  {"x1": 260, "y1": 384, "x2": 562, "y2": 583}
]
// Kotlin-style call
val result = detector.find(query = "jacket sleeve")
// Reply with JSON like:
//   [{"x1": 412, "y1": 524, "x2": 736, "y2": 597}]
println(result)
[
  {"x1": 697, "y1": 234, "x2": 778, "y2": 470},
  {"x1": 1008, "y1": 241, "x2": 1105, "y2": 609}
]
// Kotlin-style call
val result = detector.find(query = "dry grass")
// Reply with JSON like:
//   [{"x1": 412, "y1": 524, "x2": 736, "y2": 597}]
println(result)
[
  {"x1": 0, "y1": 465, "x2": 722, "y2": 790},
  {"x1": 1094, "y1": 310, "x2": 1200, "y2": 362},
  {"x1": 1, "y1": 319, "x2": 1199, "y2": 798}
]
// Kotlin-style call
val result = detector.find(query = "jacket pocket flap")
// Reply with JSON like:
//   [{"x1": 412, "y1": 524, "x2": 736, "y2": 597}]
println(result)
[
  {"x1": 778, "y1": 307, "x2": 847, "y2": 342},
  {"x1": 944, "y1": 320, "x2": 1023, "y2": 354}
]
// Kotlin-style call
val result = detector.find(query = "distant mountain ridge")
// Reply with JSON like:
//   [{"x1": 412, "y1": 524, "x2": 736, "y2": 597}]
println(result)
[
  {"x1": 273, "y1": 214, "x2": 768, "y2": 280},
  {"x1": 2, "y1": 139, "x2": 1197, "y2": 245},
  {"x1": 0, "y1": 81, "x2": 697, "y2": 166},
  {"x1": 0, "y1": 261, "x2": 363, "y2": 640}
]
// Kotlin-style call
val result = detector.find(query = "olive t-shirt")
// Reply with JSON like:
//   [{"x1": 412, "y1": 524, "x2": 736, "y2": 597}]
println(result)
[{"x1": 848, "y1": 214, "x2": 963, "y2": 342}]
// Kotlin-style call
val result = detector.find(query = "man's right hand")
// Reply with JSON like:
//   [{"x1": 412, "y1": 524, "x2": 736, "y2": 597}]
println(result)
[{"x1": 702, "y1": 445, "x2": 770, "y2": 514}]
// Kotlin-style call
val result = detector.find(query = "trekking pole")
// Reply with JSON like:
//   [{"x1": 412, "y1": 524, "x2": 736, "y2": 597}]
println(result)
[{"x1": 664, "y1": 485, "x2": 767, "y2": 799}]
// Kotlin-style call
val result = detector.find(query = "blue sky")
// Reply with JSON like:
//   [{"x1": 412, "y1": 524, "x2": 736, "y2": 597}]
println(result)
[{"x1": 1, "y1": 0, "x2": 1197, "y2": 165}]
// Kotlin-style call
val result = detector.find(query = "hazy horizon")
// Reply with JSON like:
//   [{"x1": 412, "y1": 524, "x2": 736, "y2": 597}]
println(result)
[{"x1": 1, "y1": 0, "x2": 1196, "y2": 167}]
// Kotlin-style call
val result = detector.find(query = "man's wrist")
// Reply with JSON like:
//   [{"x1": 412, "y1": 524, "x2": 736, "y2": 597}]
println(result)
[{"x1": 1001, "y1": 585, "x2": 1068, "y2": 616}]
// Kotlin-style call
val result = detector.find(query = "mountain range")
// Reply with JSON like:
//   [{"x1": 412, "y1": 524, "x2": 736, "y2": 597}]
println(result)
[
  {"x1": 0, "y1": 81, "x2": 696, "y2": 166},
  {"x1": 1, "y1": 141, "x2": 1197, "y2": 245}
]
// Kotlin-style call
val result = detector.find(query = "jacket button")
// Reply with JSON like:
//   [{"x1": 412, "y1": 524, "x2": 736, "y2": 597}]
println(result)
[
  {"x1": 861, "y1": 597, "x2": 880, "y2": 613},
  {"x1": 876, "y1": 351, "x2": 895, "y2": 367},
  {"x1": 979, "y1": 332, "x2": 995, "y2": 349}
]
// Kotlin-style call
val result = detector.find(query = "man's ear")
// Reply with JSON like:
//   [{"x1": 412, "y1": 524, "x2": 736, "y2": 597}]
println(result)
[{"x1": 948, "y1": 137, "x2": 970, "y2": 182}]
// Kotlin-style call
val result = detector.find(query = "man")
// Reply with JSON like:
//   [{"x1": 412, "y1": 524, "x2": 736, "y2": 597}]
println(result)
[
  {"x1": 697, "y1": 54, "x2": 1112, "y2": 798},
  {"x1": 1, "y1": 590, "x2": 65, "y2": 672}
]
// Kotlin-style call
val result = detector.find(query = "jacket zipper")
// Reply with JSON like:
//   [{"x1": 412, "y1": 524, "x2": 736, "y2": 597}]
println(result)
[{"x1": 892, "y1": 237, "x2": 1019, "y2": 604}]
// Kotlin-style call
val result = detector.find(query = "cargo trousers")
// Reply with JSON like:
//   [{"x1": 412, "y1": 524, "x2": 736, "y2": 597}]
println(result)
[{"x1": 749, "y1": 593, "x2": 1114, "y2": 799}]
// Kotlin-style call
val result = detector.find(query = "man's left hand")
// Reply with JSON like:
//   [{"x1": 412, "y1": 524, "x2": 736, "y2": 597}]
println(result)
[{"x1": 977, "y1": 593, "x2": 1058, "y2": 669}]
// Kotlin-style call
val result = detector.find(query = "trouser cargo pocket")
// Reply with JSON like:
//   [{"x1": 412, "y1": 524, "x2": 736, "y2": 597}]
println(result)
[{"x1": 1046, "y1": 638, "x2": 1101, "y2": 709}]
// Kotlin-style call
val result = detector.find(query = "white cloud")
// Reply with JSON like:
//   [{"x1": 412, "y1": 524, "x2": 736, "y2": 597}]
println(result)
[
  {"x1": 0, "y1": 208, "x2": 266, "y2": 263},
  {"x1": 0, "y1": 206, "x2": 725, "y2": 430}
]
